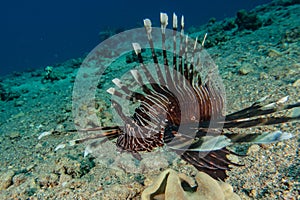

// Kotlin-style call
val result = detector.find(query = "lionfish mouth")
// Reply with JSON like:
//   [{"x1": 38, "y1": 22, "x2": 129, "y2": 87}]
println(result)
[{"x1": 39, "y1": 12, "x2": 300, "y2": 181}]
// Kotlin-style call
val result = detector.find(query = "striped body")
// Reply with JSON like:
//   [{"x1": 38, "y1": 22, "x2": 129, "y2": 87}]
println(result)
[{"x1": 110, "y1": 13, "x2": 223, "y2": 151}]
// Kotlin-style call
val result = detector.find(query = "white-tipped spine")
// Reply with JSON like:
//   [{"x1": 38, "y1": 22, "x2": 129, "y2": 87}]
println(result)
[
  {"x1": 202, "y1": 33, "x2": 208, "y2": 47},
  {"x1": 132, "y1": 42, "x2": 141, "y2": 55},
  {"x1": 112, "y1": 78, "x2": 122, "y2": 88},
  {"x1": 130, "y1": 69, "x2": 141, "y2": 85},
  {"x1": 160, "y1": 12, "x2": 168, "y2": 26},
  {"x1": 173, "y1": 13, "x2": 178, "y2": 29},
  {"x1": 194, "y1": 37, "x2": 198, "y2": 50},
  {"x1": 181, "y1": 15, "x2": 184, "y2": 28},
  {"x1": 106, "y1": 87, "x2": 115, "y2": 95},
  {"x1": 160, "y1": 12, "x2": 168, "y2": 34},
  {"x1": 144, "y1": 19, "x2": 152, "y2": 34}
]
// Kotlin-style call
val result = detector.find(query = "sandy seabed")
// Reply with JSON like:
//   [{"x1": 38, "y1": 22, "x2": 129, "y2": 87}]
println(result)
[{"x1": 0, "y1": 0, "x2": 299, "y2": 199}]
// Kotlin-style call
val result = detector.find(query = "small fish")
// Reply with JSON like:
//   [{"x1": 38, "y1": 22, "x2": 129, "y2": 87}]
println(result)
[{"x1": 40, "y1": 12, "x2": 300, "y2": 181}]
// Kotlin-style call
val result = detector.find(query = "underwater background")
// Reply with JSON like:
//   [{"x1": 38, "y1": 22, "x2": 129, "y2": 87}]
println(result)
[
  {"x1": 0, "y1": 0, "x2": 299, "y2": 199},
  {"x1": 0, "y1": 0, "x2": 272, "y2": 76}
]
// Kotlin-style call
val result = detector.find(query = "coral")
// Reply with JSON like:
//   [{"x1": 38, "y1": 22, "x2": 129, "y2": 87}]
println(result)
[
  {"x1": 142, "y1": 169, "x2": 240, "y2": 200},
  {"x1": 41, "y1": 66, "x2": 66, "y2": 83}
]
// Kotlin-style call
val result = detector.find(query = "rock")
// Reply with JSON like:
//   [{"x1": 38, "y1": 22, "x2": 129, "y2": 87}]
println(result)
[
  {"x1": 103, "y1": 182, "x2": 143, "y2": 199},
  {"x1": 268, "y1": 49, "x2": 282, "y2": 57},
  {"x1": 223, "y1": 19, "x2": 236, "y2": 31},
  {"x1": 235, "y1": 9, "x2": 262, "y2": 31},
  {"x1": 194, "y1": 172, "x2": 225, "y2": 200},
  {"x1": 9, "y1": 131, "x2": 21, "y2": 139},
  {"x1": 55, "y1": 124, "x2": 65, "y2": 132},
  {"x1": 12, "y1": 173, "x2": 27, "y2": 186},
  {"x1": 0, "y1": 86, "x2": 21, "y2": 101},
  {"x1": 37, "y1": 173, "x2": 59, "y2": 188},
  {"x1": 115, "y1": 153, "x2": 140, "y2": 173},
  {"x1": 54, "y1": 157, "x2": 87, "y2": 178},
  {"x1": 288, "y1": 107, "x2": 300, "y2": 118},
  {"x1": 140, "y1": 152, "x2": 169, "y2": 173},
  {"x1": 142, "y1": 169, "x2": 240, "y2": 200},
  {"x1": 41, "y1": 66, "x2": 67, "y2": 83},
  {"x1": 247, "y1": 144, "x2": 260, "y2": 155},
  {"x1": 259, "y1": 72, "x2": 269, "y2": 80},
  {"x1": 58, "y1": 174, "x2": 72, "y2": 186},
  {"x1": 12, "y1": 111, "x2": 25, "y2": 119},
  {"x1": 292, "y1": 79, "x2": 300, "y2": 87},
  {"x1": 26, "y1": 164, "x2": 36, "y2": 172},
  {"x1": 238, "y1": 63, "x2": 253, "y2": 75},
  {"x1": 14, "y1": 100, "x2": 24, "y2": 107},
  {"x1": 0, "y1": 170, "x2": 15, "y2": 190},
  {"x1": 282, "y1": 27, "x2": 300, "y2": 43},
  {"x1": 219, "y1": 182, "x2": 241, "y2": 200}
]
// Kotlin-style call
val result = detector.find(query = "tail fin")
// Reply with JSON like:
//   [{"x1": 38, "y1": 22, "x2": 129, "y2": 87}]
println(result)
[{"x1": 179, "y1": 148, "x2": 242, "y2": 181}]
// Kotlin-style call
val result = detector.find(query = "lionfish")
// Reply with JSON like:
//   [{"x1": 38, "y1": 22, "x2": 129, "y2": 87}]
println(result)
[{"x1": 40, "y1": 12, "x2": 300, "y2": 181}]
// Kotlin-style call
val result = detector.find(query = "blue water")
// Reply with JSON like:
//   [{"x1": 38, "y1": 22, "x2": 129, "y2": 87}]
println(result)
[{"x1": 0, "y1": 0, "x2": 271, "y2": 76}]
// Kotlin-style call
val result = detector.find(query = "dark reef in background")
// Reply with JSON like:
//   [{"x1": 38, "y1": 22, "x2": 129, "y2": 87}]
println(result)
[{"x1": 235, "y1": 9, "x2": 263, "y2": 31}]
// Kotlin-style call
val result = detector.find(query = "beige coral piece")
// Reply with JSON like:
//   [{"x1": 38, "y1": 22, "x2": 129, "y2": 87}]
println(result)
[{"x1": 142, "y1": 169, "x2": 240, "y2": 200}]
